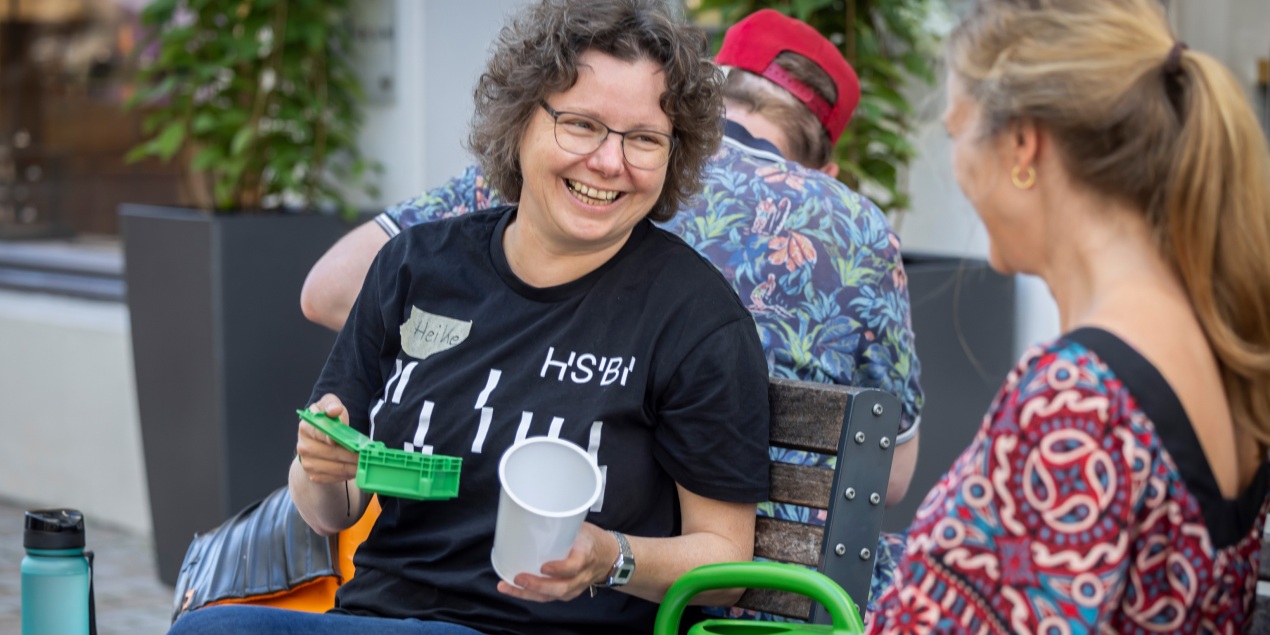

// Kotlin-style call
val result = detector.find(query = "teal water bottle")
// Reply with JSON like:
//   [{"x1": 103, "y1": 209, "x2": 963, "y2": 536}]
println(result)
[{"x1": 22, "y1": 509, "x2": 94, "y2": 635}]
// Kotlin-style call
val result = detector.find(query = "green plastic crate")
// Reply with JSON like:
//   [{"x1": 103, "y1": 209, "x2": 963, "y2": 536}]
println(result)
[
  {"x1": 296, "y1": 409, "x2": 461, "y2": 501},
  {"x1": 357, "y1": 446, "x2": 462, "y2": 501}
]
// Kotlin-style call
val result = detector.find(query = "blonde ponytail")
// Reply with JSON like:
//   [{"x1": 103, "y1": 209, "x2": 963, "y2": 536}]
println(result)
[{"x1": 1164, "y1": 51, "x2": 1270, "y2": 446}]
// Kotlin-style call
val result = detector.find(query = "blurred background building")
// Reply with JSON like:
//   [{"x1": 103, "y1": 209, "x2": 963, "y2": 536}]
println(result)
[{"x1": 0, "y1": 0, "x2": 1266, "y2": 553}]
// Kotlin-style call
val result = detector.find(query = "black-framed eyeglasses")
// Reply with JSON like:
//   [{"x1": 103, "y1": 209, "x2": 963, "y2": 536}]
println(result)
[{"x1": 540, "y1": 101, "x2": 675, "y2": 170}]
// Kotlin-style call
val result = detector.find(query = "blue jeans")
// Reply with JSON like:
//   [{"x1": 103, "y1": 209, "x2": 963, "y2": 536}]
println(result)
[{"x1": 167, "y1": 605, "x2": 489, "y2": 635}]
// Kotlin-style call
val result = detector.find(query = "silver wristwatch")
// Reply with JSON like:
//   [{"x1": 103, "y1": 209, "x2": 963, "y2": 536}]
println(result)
[{"x1": 603, "y1": 530, "x2": 635, "y2": 587}]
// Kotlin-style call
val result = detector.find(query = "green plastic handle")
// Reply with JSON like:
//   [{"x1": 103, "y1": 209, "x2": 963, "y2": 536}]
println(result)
[
  {"x1": 296, "y1": 409, "x2": 374, "y2": 453},
  {"x1": 653, "y1": 562, "x2": 864, "y2": 635}
]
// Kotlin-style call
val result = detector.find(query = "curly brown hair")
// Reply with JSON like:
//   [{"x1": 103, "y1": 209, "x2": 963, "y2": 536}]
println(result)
[{"x1": 467, "y1": 0, "x2": 723, "y2": 223}]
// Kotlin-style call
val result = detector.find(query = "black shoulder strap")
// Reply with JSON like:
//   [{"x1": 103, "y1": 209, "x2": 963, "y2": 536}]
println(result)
[{"x1": 1064, "y1": 327, "x2": 1268, "y2": 548}]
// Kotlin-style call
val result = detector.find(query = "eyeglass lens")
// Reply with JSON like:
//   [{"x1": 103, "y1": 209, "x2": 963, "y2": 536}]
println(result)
[{"x1": 549, "y1": 109, "x2": 672, "y2": 169}]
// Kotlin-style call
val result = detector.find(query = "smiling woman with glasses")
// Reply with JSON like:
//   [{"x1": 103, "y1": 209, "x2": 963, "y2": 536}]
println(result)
[
  {"x1": 540, "y1": 101, "x2": 676, "y2": 170},
  {"x1": 166, "y1": 1, "x2": 773, "y2": 635}
]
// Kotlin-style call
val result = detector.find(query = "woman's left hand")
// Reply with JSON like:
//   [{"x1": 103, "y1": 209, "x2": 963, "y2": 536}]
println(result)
[{"x1": 496, "y1": 522, "x2": 615, "y2": 602}]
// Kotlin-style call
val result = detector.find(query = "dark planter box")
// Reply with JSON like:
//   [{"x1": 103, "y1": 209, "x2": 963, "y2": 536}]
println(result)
[
  {"x1": 882, "y1": 254, "x2": 1017, "y2": 532},
  {"x1": 120, "y1": 204, "x2": 352, "y2": 585}
]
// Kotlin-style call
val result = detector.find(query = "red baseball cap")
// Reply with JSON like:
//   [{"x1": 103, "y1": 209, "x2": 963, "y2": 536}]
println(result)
[{"x1": 715, "y1": 9, "x2": 860, "y2": 146}]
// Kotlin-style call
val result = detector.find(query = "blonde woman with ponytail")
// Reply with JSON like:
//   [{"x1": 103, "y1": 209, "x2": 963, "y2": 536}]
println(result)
[{"x1": 867, "y1": 0, "x2": 1270, "y2": 632}]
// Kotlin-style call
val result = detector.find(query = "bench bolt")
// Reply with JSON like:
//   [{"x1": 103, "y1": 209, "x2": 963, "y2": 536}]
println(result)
[
  {"x1": 860, "y1": 548, "x2": 872, "y2": 560},
  {"x1": 835, "y1": 544, "x2": 847, "y2": 556},
  {"x1": 879, "y1": 437, "x2": 891, "y2": 449},
  {"x1": 870, "y1": 493, "x2": 881, "y2": 505},
  {"x1": 854, "y1": 432, "x2": 866, "y2": 444},
  {"x1": 872, "y1": 403, "x2": 884, "y2": 416},
  {"x1": 844, "y1": 487, "x2": 856, "y2": 500}
]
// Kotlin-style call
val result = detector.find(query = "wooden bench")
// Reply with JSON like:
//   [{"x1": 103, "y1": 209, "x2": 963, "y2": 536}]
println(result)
[
  {"x1": 172, "y1": 377, "x2": 902, "y2": 624},
  {"x1": 738, "y1": 377, "x2": 899, "y2": 622}
]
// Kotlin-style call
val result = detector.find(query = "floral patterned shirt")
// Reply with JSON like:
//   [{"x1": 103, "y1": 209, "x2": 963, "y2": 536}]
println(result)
[
  {"x1": 868, "y1": 328, "x2": 1269, "y2": 634},
  {"x1": 379, "y1": 121, "x2": 924, "y2": 455}
]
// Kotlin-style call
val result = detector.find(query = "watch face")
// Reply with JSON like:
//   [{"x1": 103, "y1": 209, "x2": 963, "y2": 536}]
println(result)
[
  {"x1": 614, "y1": 561, "x2": 635, "y2": 584},
  {"x1": 607, "y1": 531, "x2": 635, "y2": 586}
]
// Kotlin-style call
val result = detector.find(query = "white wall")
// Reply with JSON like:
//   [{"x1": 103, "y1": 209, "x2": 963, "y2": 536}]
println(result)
[
  {"x1": 1172, "y1": 0, "x2": 1270, "y2": 104},
  {"x1": 356, "y1": 0, "x2": 528, "y2": 209},
  {"x1": 354, "y1": 0, "x2": 427, "y2": 208},
  {"x1": 0, "y1": 290, "x2": 149, "y2": 535}
]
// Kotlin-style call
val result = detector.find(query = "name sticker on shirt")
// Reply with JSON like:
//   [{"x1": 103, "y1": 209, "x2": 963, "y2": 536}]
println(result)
[{"x1": 400, "y1": 307, "x2": 472, "y2": 360}]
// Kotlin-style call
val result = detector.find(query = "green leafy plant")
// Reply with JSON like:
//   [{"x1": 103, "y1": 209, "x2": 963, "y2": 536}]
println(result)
[
  {"x1": 692, "y1": 0, "x2": 950, "y2": 213},
  {"x1": 126, "y1": 0, "x2": 376, "y2": 215}
]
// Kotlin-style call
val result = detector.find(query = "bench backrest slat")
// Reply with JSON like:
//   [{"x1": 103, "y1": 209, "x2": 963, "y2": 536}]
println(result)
[
  {"x1": 769, "y1": 463, "x2": 834, "y2": 508},
  {"x1": 767, "y1": 380, "x2": 855, "y2": 453},
  {"x1": 752, "y1": 518, "x2": 823, "y2": 567},
  {"x1": 737, "y1": 588, "x2": 815, "y2": 622}
]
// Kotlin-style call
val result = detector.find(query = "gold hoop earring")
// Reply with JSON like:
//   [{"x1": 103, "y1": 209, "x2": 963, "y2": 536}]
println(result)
[{"x1": 1011, "y1": 165, "x2": 1036, "y2": 190}]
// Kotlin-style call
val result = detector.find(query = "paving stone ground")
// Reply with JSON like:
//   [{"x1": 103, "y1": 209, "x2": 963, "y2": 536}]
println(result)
[{"x1": 1, "y1": 498, "x2": 173, "y2": 634}]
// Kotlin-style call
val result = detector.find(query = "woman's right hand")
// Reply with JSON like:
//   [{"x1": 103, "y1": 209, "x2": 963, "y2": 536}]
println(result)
[{"x1": 295, "y1": 393, "x2": 359, "y2": 484}]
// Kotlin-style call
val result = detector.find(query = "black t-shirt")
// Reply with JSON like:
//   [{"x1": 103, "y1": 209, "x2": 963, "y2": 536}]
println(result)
[{"x1": 311, "y1": 207, "x2": 770, "y2": 635}]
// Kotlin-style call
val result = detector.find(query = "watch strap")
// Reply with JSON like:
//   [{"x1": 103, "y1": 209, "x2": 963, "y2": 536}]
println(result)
[{"x1": 603, "y1": 530, "x2": 634, "y2": 587}]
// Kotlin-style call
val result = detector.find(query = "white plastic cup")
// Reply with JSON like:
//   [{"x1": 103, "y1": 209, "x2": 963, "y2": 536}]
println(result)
[{"x1": 491, "y1": 437, "x2": 603, "y2": 586}]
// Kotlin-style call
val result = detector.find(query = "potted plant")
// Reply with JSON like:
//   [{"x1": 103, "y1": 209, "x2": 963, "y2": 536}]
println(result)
[
  {"x1": 124, "y1": 0, "x2": 375, "y2": 214},
  {"x1": 118, "y1": 0, "x2": 376, "y2": 585}
]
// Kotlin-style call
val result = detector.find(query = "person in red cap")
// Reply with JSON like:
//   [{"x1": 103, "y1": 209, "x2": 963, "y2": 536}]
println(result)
[
  {"x1": 714, "y1": 8, "x2": 860, "y2": 175},
  {"x1": 302, "y1": 5, "x2": 922, "y2": 519}
]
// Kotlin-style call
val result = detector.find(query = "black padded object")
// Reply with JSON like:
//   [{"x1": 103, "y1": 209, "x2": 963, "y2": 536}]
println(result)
[{"x1": 170, "y1": 486, "x2": 339, "y2": 623}]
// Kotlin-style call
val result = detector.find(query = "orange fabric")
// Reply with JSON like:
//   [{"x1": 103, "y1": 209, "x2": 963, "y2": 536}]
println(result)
[
  {"x1": 207, "y1": 495, "x2": 383, "y2": 614},
  {"x1": 205, "y1": 576, "x2": 342, "y2": 612},
  {"x1": 338, "y1": 495, "x2": 381, "y2": 583}
]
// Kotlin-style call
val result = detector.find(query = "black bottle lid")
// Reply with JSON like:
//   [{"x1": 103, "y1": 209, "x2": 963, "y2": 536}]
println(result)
[{"x1": 24, "y1": 509, "x2": 86, "y2": 550}]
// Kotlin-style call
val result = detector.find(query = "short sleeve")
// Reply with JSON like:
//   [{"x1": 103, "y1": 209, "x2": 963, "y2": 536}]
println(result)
[
  {"x1": 377, "y1": 164, "x2": 504, "y2": 236},
  {"x1": 652, "y1": 315, "x2": 771, "y2": 503},
  {"x1": 309, "y1": 234, "x2": 406, "y2": 434}
]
